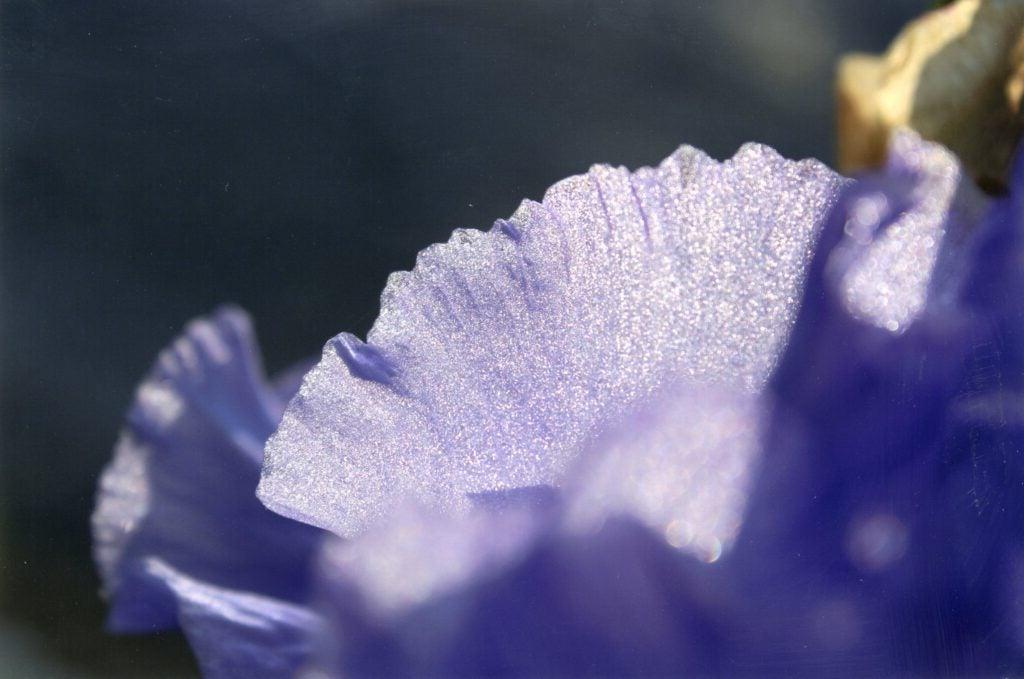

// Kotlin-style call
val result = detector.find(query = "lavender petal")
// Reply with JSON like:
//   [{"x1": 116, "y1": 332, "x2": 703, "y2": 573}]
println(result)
[
  {"x1": 92, "y1": 306, "x2": 321, "y2": 631},
  {"x1": 259, "y1": 145, "x2": 844, "y2": 537}
]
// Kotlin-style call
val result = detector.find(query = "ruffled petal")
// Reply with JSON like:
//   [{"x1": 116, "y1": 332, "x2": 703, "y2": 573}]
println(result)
[
  {"x1": 92, "y1": 306, "x2": 322, "y2": 631},
  {"x1": 144, "y1": 559, "x2": 321, "y2": 679},
  {"x1": 306, "y1": 134, "x2": 1024, "y2": 676},
  {"x1": 260, "y1": 144, "x2": 845, "y2": 537}
]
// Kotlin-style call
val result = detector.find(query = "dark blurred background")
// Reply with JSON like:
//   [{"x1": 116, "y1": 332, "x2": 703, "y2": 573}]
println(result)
[{"x1": 2, "y1": 1, "x2": 923, "y2": 675}]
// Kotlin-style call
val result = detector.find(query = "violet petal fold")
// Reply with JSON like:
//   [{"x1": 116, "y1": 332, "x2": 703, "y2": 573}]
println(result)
[
  {"x1": 144, "y1": 559, "x2": 322, "y2": 679},
  {"x1": 565, "y1": 381, "x2": 763, "y2": 563},
  {"x1": 259, "y1": 144, "x2": 845, "y2": 537},
  {"x1": 752, "y1": 132, "x2": 987, "y2": 558},
  {"x1": 92, "y1": 306, "x2": 321, "y2": 631},
  {"x1": 950, "y1": 145, "x2": 1024, "y2": 661},
  {"x1": 313, "y1": 508, "x2": 730, "y2": 677}
]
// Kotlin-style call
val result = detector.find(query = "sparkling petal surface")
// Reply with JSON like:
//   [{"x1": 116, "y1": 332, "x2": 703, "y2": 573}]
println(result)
[
  {"x1": 92, "y1": 307, "x2": 321, "y2": 631},
  {"x1": 306, "y1": 133, "x2": 1024, "y2": 676},
  {"x1": 259, "y1": 144, "x2": 844, "y2": 537},
  {"x1": 92, "y1": 132, "x2": 1024, "y2": 675},
  {"x1": 836, "y1": 132, "x2": 979, "y2": 331},
  {"x1": 769, "y1": 131, "x2": 987, "y2": 477}
]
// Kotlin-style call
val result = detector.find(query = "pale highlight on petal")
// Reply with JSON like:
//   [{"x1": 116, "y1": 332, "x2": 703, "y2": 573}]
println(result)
[
  {"x1": 835, "y1": 130, "x2": 985, "y2": 332},
  {"x1": 92, "y1": 306, "x2": 321, "y2": 631},
  {"x1": 305, "y1": 133, "x2": 1022, "y2": 678},
  {"x1": 566, "y1": 382, "x2": 761, "y2": 563}
]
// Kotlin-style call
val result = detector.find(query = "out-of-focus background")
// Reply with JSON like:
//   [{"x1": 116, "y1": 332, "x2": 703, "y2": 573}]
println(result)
[{"x1": 2, "y1": 1, "x2": 924, "y2": 675}]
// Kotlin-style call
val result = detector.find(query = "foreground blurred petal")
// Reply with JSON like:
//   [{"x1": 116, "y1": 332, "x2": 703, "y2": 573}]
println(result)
[
  {"x1": 308, "y1": 376, "x2": 907, "y2": 677},
  {"x1": 145, "y1": 559, "x2": 321, "y2": 679},
  {"x1": 949, "y1": 144, "x2": 1024, "y2": 661},
  {"x1": 734, "y1": 132, "x2": 1018, "y2": 673},
  {"x1": 93, "y1": 306, "x2": 321, "y2": 631},
  {"x1": 306, "y1": 379, "x2": 887, "y2": 676},
  {"x1": 565, "y1": 382, "x2": 762, "y2": 563},
  {"x1": 312, "y1": 498, "x2": 729, "y2": 677},
  {"x1": 771, "y1": 131, "x2": 987, "y2": 445},
  {"x1": 260, "y1": 144, "x2": 844, "y2": 537}
]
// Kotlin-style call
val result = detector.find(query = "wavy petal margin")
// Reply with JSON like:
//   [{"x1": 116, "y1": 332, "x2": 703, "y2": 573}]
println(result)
[
  {"x1": 92, "y1": 307, "x2": 321, "y2": 631},
  {"x1": 259, "y1": 144, "x2": 845, "y2": 537}
]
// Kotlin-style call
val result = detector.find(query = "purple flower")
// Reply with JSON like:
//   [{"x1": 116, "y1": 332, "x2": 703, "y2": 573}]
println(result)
[
  {"x1": 95, "y1": 132, "x2": 1024, "y2": 676},
  {"x1": 258, "y1": 142, "x2": 842, "y2": 536},
  {"x1": 92, "y1": 307, "x2": 323, "y2": 674}
]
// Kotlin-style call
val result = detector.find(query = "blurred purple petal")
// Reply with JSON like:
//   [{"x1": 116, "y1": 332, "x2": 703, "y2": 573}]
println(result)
[
  {"x1": 304, "y1": 375, "x2": 885, "y2": 676},
  {"x1": 92, "y1": 306, "x2": 321, "y2": 631},
  {"x1": 730, "y1": 132, "x2": 1021, "y2": 673},
  {"x1": 144, "y1": 559, "x2": 321, "y2": 679},
  {"x1": 311, "y1": 497, "x2": 730, "y2": 677},
  {"x1": 565, "y1": 381, "x2": 762, "y2": 563},
  {"x1": 947, "y1": 141, "x2": 1024, "y2": 661}
]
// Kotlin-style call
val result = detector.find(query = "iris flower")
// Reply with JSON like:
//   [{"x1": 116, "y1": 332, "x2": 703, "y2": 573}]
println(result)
[{"x1": 94, "y1": 130, "x2": 1024, "y2": 676}]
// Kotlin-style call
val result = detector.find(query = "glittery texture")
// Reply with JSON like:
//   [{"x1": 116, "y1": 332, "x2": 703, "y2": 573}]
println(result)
[
  {"x1": 92, "y1": 307, "x2": 321, "y2": 631},
  {"x1": 94, "y1": 133, "x2": 1024, "y2": 676},
  {"x1": 259, "y1": 144, "x2": 844, "y2": 537},
  {"x1": 297, "y1": 133, "x2": 1024, "y2": 677},
  {"x1": 768, "y1": 131, "x2": 988, "y2": 474}
]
